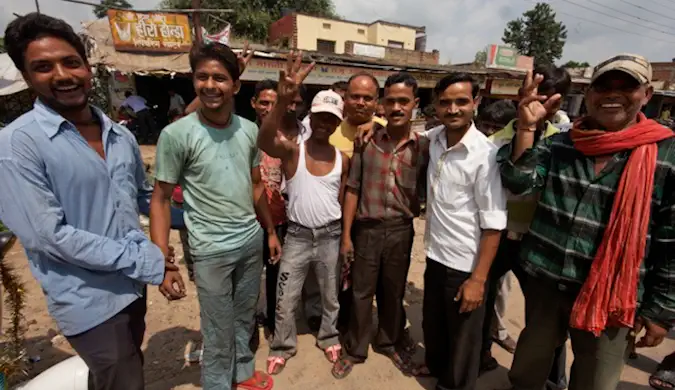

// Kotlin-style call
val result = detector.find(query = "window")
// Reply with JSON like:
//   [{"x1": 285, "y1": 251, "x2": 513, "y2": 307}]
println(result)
[
  {"x1": 387, "y1": 40, "x2": 405, "y2": 49},
  {"x1": 357, "y1": 28, "x2": 365, "y2": 35},
  {"x1": 323, "y1": 23, "x2": 331, "y2": 29},
  {"x1": 317, "y1": 39, "x2": 336, "y2": 53}
]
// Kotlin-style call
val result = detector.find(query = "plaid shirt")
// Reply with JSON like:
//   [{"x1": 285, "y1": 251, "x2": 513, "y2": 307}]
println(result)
[
  {"x1": 347, "y1": 126, "x2": 429, "y2": 220},
  {"x1": 498, "y1": 132, "x2": 675, "y2": 328}
]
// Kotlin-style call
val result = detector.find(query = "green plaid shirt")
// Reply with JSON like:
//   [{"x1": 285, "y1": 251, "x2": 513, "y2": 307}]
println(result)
[{"x1": 498, "y1": 132, "x2": 675, "y2": 328}]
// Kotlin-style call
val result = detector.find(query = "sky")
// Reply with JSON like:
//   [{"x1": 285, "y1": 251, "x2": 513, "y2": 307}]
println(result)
[{"x1": 2, "y1": 0, "x2": 675, "y2": 66}]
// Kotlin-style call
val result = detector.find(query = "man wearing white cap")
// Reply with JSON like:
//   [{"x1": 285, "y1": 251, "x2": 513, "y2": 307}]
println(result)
[
  {"x1": 258, "y1": 52, "x2": 349, "y2": 375},
  {"x1": 501, "y1": 53, "x2": 675, "y2": 390}
]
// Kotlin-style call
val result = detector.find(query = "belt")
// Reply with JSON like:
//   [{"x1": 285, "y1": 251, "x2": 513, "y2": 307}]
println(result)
[{"x1": 506, "y1": 230, "x2": 525, "y2": 241}]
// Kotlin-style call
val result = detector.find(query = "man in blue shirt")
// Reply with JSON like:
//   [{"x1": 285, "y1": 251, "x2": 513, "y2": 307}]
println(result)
[{"x1": 0, "y1": 13, "x2": 172, "y2": 390}]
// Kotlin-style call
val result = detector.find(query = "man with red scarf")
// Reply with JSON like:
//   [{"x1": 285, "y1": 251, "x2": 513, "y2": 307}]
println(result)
[{"x1": 499, "y1": 54, "x2": 675, "y2": 390}]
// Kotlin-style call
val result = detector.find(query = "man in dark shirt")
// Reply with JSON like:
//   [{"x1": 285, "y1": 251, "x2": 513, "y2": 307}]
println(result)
[{"x1": 332, "y1": 72, "x2": 429, "y2": 379}]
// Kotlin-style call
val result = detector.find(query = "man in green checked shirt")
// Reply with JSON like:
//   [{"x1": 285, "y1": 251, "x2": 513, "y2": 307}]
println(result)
[{"x1": 500, "y1": 54, "x2": 675, "y2": 390}]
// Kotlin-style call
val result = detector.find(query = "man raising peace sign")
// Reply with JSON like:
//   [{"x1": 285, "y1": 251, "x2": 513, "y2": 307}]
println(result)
[{"x1": 258, "y1": 51, "x2": 350, "y2": 376}]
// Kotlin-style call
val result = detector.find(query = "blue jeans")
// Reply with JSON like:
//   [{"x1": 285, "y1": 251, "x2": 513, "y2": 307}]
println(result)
[
  {"x1": 269, "y1": 221, "x2": 342, "y2": 360},
  {"x1": 194, "y1": 229, "x2": 263, "y2": 390}
]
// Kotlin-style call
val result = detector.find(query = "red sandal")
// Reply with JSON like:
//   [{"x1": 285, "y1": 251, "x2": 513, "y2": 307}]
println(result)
[
  {"x1": 324, "y1": 344, "x2": 342, "y2": 363},
  {"x1": 235, "y1": 371, "x2": 274, "y2": 390},
  {"x1": 266, "y1": 356, "x2": 286, "y2": 376}
]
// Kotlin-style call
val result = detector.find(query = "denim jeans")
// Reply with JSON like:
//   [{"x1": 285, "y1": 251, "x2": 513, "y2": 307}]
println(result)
[
  {"x1": 269, "y1": 220, "x2": 342, "y2": 359},
  {"x1": 194, "y1": 229, "x2": 263, "y2": 390}
]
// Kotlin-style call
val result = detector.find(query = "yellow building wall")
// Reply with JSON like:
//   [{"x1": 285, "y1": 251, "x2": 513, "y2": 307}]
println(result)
[
  {"x1": 369, "y1": 23, "x2": 416, "y2": 49},
  {"x1": 294, "y1": 14, "x2": 417, "y2": 54}
]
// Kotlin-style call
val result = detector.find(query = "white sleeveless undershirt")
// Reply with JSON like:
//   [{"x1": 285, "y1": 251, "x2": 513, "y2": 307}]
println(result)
[{"x1": 285, "y1": 142, "x2": 343, "y2": 228}]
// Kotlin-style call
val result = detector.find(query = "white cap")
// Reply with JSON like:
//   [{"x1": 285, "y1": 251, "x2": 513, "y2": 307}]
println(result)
[{"x1": 310, "y1": 90, "x2": 344, "y2": 121}]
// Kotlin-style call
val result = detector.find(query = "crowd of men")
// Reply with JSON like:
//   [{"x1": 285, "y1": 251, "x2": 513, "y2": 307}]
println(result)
[{"x1": 0, "y1": 11, "x2": 674, "y2": 390}]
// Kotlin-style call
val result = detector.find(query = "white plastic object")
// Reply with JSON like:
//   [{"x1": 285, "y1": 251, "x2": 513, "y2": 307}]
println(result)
[{"x1": 15, "y1": 355, "x2": 89, "y2": 390}]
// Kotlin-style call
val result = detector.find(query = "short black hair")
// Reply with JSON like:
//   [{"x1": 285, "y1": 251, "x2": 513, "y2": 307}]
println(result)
[
  {"x1": 534, "y1": 65, "x2": 571, "y2": 97},
  {"x1": 124, "y1": 90, "x2": 132, "y2": 98},
  {"x1": 347, "y1": 72, "x2": 380, "y2": 91},
  {"x1": 434, "y1": 73, "x2": 480, "y2": 98},
  {"x1": 5, "y1": 13, "x2": 88, "y2": 72},
  {"x1": 384, "y1": 72, "x2": 418, "y2": 96},
  {"x1": 478, "y1": 100, "x2": 517, "y2": 126},
  {"x1": 253, "y1": 79, "x2": 278, "y2": 100},
  {"x1": 189, "y1": 42, "x2": 240, "y2": 82},
  {"x1": 331, "y1": 81, "x2": 348, "y2": 92}
]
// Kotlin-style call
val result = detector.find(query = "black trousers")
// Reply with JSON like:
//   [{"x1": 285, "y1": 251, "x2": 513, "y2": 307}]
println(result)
[
  {"x1": 482, "y1": 233, "x2": 568, "y2": 389},
  {"x1": 66, "y1": 296, "x2": 147, "y2": 390},
  {"x1": 136, "y1": 109, "x2": 157, "y2": 143},
  {"x1": 262, "y1": 223, "x2": 287, "y2": 332},
  {"x1": 423, "y1": 259, "x2": 485, "y2": 390},
  {"x1": 344, "y1": 219, "x2": 414, "y2": 362}
]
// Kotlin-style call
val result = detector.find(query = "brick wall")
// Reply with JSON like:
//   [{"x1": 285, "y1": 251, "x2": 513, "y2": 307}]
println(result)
[
  {"x1": 269, "y1": 14, "x2": 297, "y2": 47},
  {"x1": 344, "y1": 41, "x2": 439, "y2": 66}
]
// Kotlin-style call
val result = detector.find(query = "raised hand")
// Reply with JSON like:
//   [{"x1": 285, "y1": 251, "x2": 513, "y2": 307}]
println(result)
[
  {"x1": 278, "y1": 50, "x2": 316, "y2": 102},
  {"x1": 517, "y1": 70, "x2": 562, "y2": 131},
  {"x1": 238, "y1": 41, "x2": 254, "y2": 74}
]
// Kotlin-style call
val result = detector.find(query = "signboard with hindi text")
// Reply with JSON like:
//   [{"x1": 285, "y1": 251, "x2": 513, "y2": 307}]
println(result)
[
  {"x1": 107, "y1": 10, "x2": 192, "y2": 53},
  {"x1": 486, "y1": 44, "x2": 533, "y2": 72}
]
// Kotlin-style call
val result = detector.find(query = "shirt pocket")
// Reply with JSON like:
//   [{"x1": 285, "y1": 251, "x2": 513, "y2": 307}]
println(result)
[
  {"x1": 110, "y1": 162, "x2": 138, "y2": 200},
  {"x1": 397, "y1": 152, "x2": 418, "y2": 190},
  {"x1": 433, "y1": 162, "x2": 473, "y2": 211}
]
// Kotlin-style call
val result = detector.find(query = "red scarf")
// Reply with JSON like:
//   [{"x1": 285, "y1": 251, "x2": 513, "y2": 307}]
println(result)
[{"x1": 569, "y1": 113, "x2": 673, "y2": 336}]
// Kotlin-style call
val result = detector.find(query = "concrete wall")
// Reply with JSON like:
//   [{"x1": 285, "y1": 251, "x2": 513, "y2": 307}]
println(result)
[
  {"x1": 368, "y1": 23, "x2": 416, "y2": 50},
  {"x1": 295, "y1": 14, "x2": 371, "y2": 53},
  {"x1": 344, "y1": 41, "x2": 439, "y2": 66}
]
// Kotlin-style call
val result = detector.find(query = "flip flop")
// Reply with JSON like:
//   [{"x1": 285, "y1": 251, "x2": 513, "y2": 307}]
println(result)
[
  {"x1": 332, "y1": 357, "x2": 354, "y2": 379},
  {"x1": 324, "y1": 344, "x2": 342, "y2": 363},
  {"x1": 235, "y1": 371, "x2": 274, "y2": 390},
  {"x1": 411, "y1": 364, "x2": 433, "y2": 378},
  {"x1": 266, "y1": 356, "x2": 286, "y2": 376},
  {"x1": 650, "y1": 369, "x2": 675, "y2": 390}
]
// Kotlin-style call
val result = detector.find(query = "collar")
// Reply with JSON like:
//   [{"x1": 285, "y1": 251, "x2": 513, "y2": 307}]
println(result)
[
  {"x1": 33, "y1": 99, "x2": 117, "y2": 139},
  {"x1": 375, "y1": 125, "x2": 419, "y2": 146},
  {"x1": 432, "y1": 122, "x2": 482, "y2": 153}
]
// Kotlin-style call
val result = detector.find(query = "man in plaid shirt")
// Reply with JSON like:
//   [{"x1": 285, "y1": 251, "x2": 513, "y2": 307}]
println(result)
[
  {"x1": 332, "y1": 72, "x2": 429, "y2": 379},
  {"x1": 501, "y1": 54, "x2": 675, "y2": 390}
]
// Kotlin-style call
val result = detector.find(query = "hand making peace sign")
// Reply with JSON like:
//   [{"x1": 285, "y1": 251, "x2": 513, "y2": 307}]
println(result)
[
  {"x1": 278, "y1": 50, "x2": 316, "y2": 102},
  {"x1": 237, "y1": 41, "x2": 254, "y2": 74},
  {"x1": 517, "y1": 70, "x2": 562, "y2": 131}
]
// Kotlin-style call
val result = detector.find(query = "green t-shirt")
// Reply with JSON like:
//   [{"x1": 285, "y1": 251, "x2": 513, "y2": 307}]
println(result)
[{"x1": 155, "y1": 113, "x2": 262, "y2": 258}]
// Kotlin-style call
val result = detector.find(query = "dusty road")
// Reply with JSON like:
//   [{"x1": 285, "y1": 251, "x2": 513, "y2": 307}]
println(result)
[
  {"x1": 7, "y1": 217, "x2": 671, "y2": 390},
  {"x1": 6, "y1": 145, "x2": 671, "y2": 389}
]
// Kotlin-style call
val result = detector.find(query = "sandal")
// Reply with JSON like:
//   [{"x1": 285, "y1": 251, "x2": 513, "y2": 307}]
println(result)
[
  {"x1": 651, "y1": 353, "x2": 675, "y2": 390},
  {"x1": 375, "y1": 349, "x2": 412, "y2": 375},
  {"x1": 479, "y1": 352, "x2": 499, "y2": 375},
  {"x1": 235, "y1": 371, "x2": 274, "y2": 390},
  {"x1": 266, "y1": 356, "x2": 286, "y2": 376},
  {"x1": 411, "y1": 364, "x2": 433, "y2": 378},
  {"x1": 332, "y1": 357, "x2": 354, "y2": 379},
  {"x1": 324, "y1": 344, "x2": 342, "y2": 363}
]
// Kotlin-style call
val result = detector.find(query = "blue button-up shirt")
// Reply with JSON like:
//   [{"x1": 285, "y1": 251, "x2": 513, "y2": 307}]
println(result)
[{"x1": 0, "y1": 100, "x2": 165, "y2": 336}]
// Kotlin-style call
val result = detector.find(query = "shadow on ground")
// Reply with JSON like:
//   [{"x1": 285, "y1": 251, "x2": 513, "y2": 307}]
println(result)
[{"x1": 144, "y1": 326, "x2": 202, "y2": 389}]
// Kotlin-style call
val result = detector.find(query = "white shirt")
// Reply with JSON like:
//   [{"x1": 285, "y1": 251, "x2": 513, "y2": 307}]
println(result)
[
  {"x1": 121, "y1": 95, "x2": 148, "y2": 113},
  {"x1": 169, "y1": 94, "x2": 185, "y2": 113},
  {"x1": 424, "y1": 124, "x2": 508, "y2": 272}
]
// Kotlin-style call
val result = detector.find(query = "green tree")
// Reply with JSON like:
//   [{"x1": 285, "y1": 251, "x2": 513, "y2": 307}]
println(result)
[
  {"x1": 562, "y1": 60, "x2": 590, "y2": 68},
  {"x1": 473, "y1": 49, "x2": 487, "y2": 67},
  {"x1": 161, "y1": 0, "x2": 339, "y2": 42},
  {"x1": 502, "y1": 2, "x2": 567, "y2": 66},
  {"x1": 94, "y1": 0, "x2": 133, "y2": 19}
]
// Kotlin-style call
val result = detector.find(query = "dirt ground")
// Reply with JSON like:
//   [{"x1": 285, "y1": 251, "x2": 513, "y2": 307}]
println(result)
[{"x1": 4, "y1": 145, "x2": 672, "y2": 390}]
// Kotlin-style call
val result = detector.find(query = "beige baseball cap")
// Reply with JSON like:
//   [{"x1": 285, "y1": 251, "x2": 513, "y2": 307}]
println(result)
[
  {"x1": 591, "y1": 53, "x2": 652, "y2": 85},
  {"x1": 310, "y1": 90, "x2": 344, "y2": 121}
]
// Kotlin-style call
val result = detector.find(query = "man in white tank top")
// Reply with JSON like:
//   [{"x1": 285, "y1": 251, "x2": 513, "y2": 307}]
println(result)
[{"x1": 257, "y1": 52, "x2": 350, "y2": 375}]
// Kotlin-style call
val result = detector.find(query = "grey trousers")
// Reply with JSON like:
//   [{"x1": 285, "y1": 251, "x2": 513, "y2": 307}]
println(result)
[
  {"x1": 194, "y1": 230, "x2": 263, "y2": 390},
  {"x1": 269, "y1": 221, "x2": 342, "y2": 359},
  {"x1": 509, "y1": 274, "x2": 632, "y2": 390}
]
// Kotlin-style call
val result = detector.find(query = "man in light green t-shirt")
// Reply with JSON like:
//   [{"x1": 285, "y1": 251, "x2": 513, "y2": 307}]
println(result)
[{"x1": 150, "y1": 42, "x2": 280, "y2": 390}]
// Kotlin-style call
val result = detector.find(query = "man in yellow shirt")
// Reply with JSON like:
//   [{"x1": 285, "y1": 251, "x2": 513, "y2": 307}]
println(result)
[{"x1": 330, "y1": 73, "x2": 387, "y2": 157}]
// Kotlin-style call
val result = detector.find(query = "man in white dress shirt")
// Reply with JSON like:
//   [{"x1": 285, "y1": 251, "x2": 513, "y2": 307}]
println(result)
[{"x1": 418, "y1": 73, "x2": 507, "y2": 390}]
